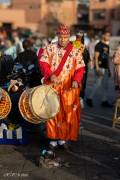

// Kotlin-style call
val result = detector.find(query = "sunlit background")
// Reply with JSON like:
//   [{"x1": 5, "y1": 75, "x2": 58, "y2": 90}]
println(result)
[{"x1": 0, "y1": 0, "x2": 120, "y2": 37}]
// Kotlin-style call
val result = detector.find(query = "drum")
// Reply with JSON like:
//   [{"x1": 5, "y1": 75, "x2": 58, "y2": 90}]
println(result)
[
  {"x1": 19, "y1": 85, "x2": 60, "y2": 124},
  {"x1": 0, "y1": 88, "x2": 12, "y2": 119}
]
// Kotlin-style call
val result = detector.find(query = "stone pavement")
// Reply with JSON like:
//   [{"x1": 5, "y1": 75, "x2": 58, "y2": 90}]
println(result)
[{"x1": 0, "y1": 125, "x2": 120, "y2": 180}]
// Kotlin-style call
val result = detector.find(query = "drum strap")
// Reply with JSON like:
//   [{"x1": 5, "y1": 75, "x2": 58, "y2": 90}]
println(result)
[{"x1": 53, "y1": 42, "x2": 73, "y2": 76}]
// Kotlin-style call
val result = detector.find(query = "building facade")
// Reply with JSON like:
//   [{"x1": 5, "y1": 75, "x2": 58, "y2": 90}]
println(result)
[
  {"x1": 76, "y1": 0, "x2": 89, "y2": 32},
  {"x1": 77, "y1": 0, "x2": 89, "y2": 5},
  {"x1": 0, "y1": 0, "x2": 77, "y2": 36},
  {"x1": 89, "y1": 0, "x2": 120, "y2": 35}
]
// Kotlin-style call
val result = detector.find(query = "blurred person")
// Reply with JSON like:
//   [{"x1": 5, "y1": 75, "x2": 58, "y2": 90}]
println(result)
[
  {"x1": 4, "y1": 38, "x2": 17, "y2": 60},
  {"x1": 0, "y1": 28, "x2": 7, "y2": 40},
  {"x1": 86, "y1": 31, "x2": 112, "y2": 107},
  {"x1": 0, "y1": 52, "x2": 14, "y2": 86},
  {"x1": 12, "y1": 30, "x2": 24, "y2": 54},
  {"x1": 112, "y1": 45, "x2": 120, "y2": 97},
  {"x1": 0, "y1": 29, "x2": 6, "y2": 53},
  {"x1": 39, "y1": 24, "x2": 85, "y2": 150},
  {"x1": 84, "y1": 33, "x2": 90, "y2": 48},
  {"x1": 73, "y1": 32, "x2": 90, "y2": 100},
  {"x1": 42, "y1": 38, "x2": 49, "y2": 48},
  {"x1": 14, "y1": 39, "x2": 41, "y2": 87},
  {"x1": 37, "y1": 38, "x2": 50, "y2": 79},
  {"x1": 88, "y1": 36, "x2": 97, "y2": 69},
  {"x1": 29, "y1": 35, "x2": 42, "y2": 53},
  {"x1": 28, "y1": 36, "x2": 36, "y2": 50},
  {"x1": 0, "y1": 39, "x2": 6, "y2": 53}
]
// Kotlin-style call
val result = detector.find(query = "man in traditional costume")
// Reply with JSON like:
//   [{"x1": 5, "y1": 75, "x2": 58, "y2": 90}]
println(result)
[{"x1": 39, "y1": 24, "x2": 85, "y2": 150}]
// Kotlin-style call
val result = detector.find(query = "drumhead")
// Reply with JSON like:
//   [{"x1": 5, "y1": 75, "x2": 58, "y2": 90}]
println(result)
[{"x1": 30, "y1": 85, "x2": 60, "y2": 119}]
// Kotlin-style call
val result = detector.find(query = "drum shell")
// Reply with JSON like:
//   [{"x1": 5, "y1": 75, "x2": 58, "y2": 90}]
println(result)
[
  {"x1": 19, "y1": 85, "x2": 60, "y2": 124},
  {"x1": 0, "y1": 88, "x2": 12, "y2": 119},
  {"x1": 19, "y1": 89, "x2": 41, "y2": 124}
]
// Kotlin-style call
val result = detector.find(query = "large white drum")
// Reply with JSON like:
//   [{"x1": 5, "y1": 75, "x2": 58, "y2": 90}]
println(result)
[{"x1": 19, "y1": 85, "x2": 60, "y2": 124}]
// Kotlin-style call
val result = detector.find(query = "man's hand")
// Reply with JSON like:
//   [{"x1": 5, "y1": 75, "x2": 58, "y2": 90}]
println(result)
[
  {"x1": 72, "y1": 81, "x2": 78, "y2": 88},
  {"x1": 11, "y1": 85, "x2": 19, "y2": 92},
  {"x1": 50, "y1": 74, "x2": 58, "y2": 84},
  {"x1": 8, "y1": 80, "x2": 18, "y2": 92}
]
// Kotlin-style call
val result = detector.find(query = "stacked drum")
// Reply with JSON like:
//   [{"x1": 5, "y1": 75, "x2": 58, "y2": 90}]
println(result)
[{"x1": 0, "y1": 88, "x2": 12, "y2": 119}]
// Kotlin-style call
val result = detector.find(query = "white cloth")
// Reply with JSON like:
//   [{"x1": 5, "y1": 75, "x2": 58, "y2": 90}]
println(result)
[
  {"x1": 58, "y1": 140, "x2": 66, "y2": 145},
  {"x1": 50, "y1": 141, "x2": 57, "y2": 147}
]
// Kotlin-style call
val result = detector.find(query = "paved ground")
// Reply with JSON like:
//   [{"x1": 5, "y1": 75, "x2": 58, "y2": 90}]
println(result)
[
  {"x1": 0, "y1": 68, "x2": 120, "y2": 180},
  {"x1": 0, "y1": 127, "x2": 120, "y2": 180}
]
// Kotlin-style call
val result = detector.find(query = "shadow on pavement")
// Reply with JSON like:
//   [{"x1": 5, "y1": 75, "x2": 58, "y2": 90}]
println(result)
[{"x1": 11, "y1": 128, "x2": 120, "y2": 180}]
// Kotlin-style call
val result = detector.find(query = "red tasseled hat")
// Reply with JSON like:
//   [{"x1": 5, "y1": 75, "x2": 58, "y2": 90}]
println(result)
[{"x1": 57, "y1": 24, "x2": 70, "y2": 35}]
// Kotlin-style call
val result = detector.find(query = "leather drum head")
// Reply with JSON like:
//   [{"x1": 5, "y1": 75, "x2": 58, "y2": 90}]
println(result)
[{"x1": 30, "y1": 85, "x2": 60, "y2": 120}]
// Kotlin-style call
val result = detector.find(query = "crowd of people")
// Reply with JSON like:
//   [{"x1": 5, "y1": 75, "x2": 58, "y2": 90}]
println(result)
[{"x1": 0, "y1": 25, "x2": 120, "y2": 167}]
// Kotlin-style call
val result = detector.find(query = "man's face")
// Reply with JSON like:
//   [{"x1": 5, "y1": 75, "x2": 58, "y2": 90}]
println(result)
[
  {"x1": 104, "y1": 32, "x2": 111, "y2": 42},
  {"x1": 58, "y1": 34, "x2": 70, "y2": 48}
]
